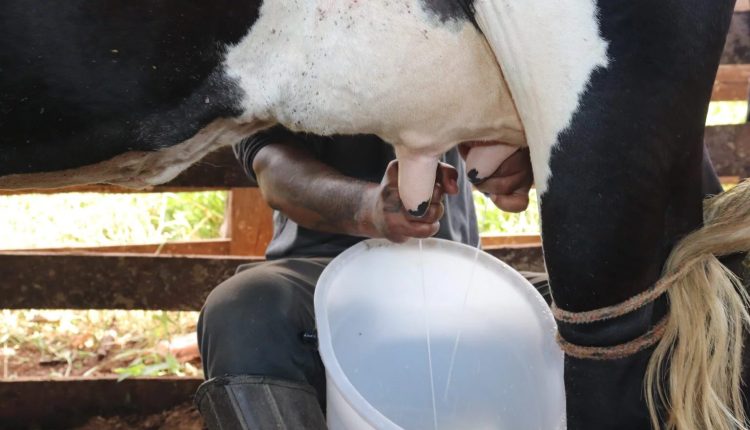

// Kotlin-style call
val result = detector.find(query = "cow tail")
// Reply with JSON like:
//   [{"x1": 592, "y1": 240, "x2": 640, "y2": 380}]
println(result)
[{"x1": 645, "y1": 180, "x2": 750, "y2": 430}]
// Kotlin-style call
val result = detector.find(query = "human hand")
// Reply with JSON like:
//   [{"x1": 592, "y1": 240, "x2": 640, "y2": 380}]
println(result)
[
  {"x1": 359, "y1": 160, "x2": 459, "y2": 243},
  {"x1": 460, "y1": 145, "x2": 533, "y2": 213}
]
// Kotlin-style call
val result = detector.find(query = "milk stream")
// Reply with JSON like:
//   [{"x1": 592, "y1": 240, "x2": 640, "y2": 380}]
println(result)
[
  {"x1": 421, "y1": 196, "x2": 489, "y2": 427},
  {"x1": 443, "y1": 243, "x2": 481, "y2": 400},
  {"x1": 418, "y1": 239, "x2": 439, "y2": 430},
  {"x1": 443, "y1": 197, "x2": 487, "y2": 400}
]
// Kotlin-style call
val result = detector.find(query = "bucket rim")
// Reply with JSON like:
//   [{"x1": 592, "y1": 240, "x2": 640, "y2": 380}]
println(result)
[{"x1": 313, "y1": 237, "x2": 558, "y2": 429}]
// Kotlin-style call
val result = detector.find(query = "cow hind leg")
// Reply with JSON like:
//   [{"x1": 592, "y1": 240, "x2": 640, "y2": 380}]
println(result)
[
  {"x1": 540, "y1": 130, "x2": 706, "y2": 428},
  {"x1": 543, "y1": 140, "x2": 750, "y2": 430},
  {"x1": 488, "y1": 0, "x2": 744, "y2": 426}
]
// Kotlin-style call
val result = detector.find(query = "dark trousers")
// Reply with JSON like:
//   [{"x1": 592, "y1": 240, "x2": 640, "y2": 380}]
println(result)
[{"x1": 197, "y1": 257, "x2": 550, "y2": 410}]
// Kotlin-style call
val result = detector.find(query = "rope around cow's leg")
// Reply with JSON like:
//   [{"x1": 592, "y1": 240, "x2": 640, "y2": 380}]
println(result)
[
  {"x1": 555, "y1": 316, "x2": 669, "y2": 361},
  {"x1": 553, "y1": 180, "x2": 750, "y2": 430}
]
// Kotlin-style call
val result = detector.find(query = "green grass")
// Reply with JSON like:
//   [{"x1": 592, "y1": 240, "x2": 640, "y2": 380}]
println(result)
[
  {"x1": 706, "y1": 101, "x2": 748, "y2": 126},
  {"x1": 1, "y1": 309, "x2": 200, "y2": 379},
  {"x1": 0, "y1": 191, "x2": 226, "y2": 250},
  {"x1": 474, "y1": 190, "x2": 540, "y2": 235}
]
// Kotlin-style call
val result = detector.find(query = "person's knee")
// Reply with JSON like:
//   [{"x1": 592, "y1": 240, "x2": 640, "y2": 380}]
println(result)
[
  {"x1": 198, "y1": 267, "x2": 316, "y2": 379},
  {"x1": 200, "y1": 271, "x2": 294, "y2": 345}
]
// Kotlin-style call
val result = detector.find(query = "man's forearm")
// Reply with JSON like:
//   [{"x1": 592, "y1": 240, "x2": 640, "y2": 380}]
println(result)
[{"x1": 253, "y1": 142, "x2": 378, "y2": 237}]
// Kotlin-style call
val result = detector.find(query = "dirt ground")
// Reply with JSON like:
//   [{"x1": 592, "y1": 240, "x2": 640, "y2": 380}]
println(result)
[
  {"x1": 4, "y1": 333, "x2": 202, "y2": 379},
  {"x1": 9, "y1": 345, "x2": 126, "y2": 378},
  {"x1": 4, "y1": 336, "x2": 205, "y2": 430},
  {"x1": 73, "y1": 403, "x2": 204, "y2": 430}
]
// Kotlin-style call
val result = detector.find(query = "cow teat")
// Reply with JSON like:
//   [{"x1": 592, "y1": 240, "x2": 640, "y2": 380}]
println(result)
[
  {"x1": 462, "y1": 142, "x2": 520, "y2": 184},
  {"x1": 394, "y1": 146, "x2": 440, "y2": 217},
  {"x1": 394, "y1": 141, "x2": 521, "y2": 216}
]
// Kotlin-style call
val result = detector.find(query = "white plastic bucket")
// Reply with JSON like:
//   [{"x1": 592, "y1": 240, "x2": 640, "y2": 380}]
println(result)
[{"x1": 315, "y1": 238, "x2": 565, "y2": 430}]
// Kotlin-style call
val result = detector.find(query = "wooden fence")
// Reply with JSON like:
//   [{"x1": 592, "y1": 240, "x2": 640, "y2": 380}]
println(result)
[{"x1": 1, "y1": 6, "x2": 749, "y2": 427}]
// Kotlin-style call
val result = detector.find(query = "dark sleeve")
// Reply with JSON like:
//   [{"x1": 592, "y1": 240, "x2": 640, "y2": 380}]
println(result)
[{"x1": 233, "y1": 125, "x2": 300, "y2": 186}]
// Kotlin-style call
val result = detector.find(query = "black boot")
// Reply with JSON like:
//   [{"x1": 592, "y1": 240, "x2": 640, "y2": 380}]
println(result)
[{"x1": 195, "y1": 375, "x2": 327, "y2": 430}]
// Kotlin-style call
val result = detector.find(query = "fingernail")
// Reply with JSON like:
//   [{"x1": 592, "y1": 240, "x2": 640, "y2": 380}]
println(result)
[
  {"x1": 467, "y1": 169, "x2": 482, "y2": 184},
  {"x1": 407, "y1": 201, "x2": 430, "y2": 218}
]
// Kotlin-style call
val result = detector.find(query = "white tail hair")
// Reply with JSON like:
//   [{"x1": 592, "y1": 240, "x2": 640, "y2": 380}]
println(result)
[{"x1": 646, "y1": 180, "x2": 750, "y2": 429}]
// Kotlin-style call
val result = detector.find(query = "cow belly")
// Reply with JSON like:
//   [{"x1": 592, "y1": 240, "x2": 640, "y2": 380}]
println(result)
[{"x1": 0, "y1": 118, "x2": 267, "y2": 190}]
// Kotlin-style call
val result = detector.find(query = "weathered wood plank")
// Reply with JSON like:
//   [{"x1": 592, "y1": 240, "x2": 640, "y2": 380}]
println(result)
[
  {"x1": 723, "y1": 11, "x2": 750, "y2": 64},
  {"x1": 705, "y1": 123, "x2": 750, "y2": 179},
  {"x1": 5, "y1": 239, "x2": 231, "y2": 256},
  {"x1": 228, "y1": 188, "x2": 275, "y2": 256},
  {"x1": 0, "y1": 247, "x2": 545, "y2": 310},
  {"x1": 0, "y1": 253, "x2": 260, "y2": 310},
  {"x1": 20, "y1": 237, "x2": 540, "y2": 256},
  {"x1": 481, "y1": 234, "x2": 542, "y2": 247},
  {"x1": 484, "y1": 245, "x2": 545, "y2": 273},
  {"x1": 0, "y1": 377, "x2": 202, "y2": 429},
  {"x1": 712, "y1": 65, "x2": 750, "y2": 101},
  {"x1": 0, "y1": 184, "x2": 222, "y2": 196}
]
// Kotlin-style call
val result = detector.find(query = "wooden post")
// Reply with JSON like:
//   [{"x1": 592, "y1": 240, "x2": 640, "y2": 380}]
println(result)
[
  {"x1": 712, "y1": 65, "x2": 750, "y2": 101},
  {"x1": 227, "y1": 188, "x2": 274, "y2": 256}
]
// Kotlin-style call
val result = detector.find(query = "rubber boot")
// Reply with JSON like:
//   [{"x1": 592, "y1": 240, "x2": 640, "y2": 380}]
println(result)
[{"x1": 195, "y1": 375, "x2": 328, "y2": 430}]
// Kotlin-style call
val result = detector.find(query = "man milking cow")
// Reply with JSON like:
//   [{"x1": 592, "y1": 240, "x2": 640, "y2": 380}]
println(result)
[
  {"x1": 193, "y1": 127, "x2": 549, "y2": 429},
  {"x1": 2, "y1": 0, "x2": 749, "y2": 428}
]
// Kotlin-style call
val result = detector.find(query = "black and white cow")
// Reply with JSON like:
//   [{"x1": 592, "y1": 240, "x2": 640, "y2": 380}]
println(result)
[{"x1": 1, "y1": 1, "x2": 747, "y2": 429}]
